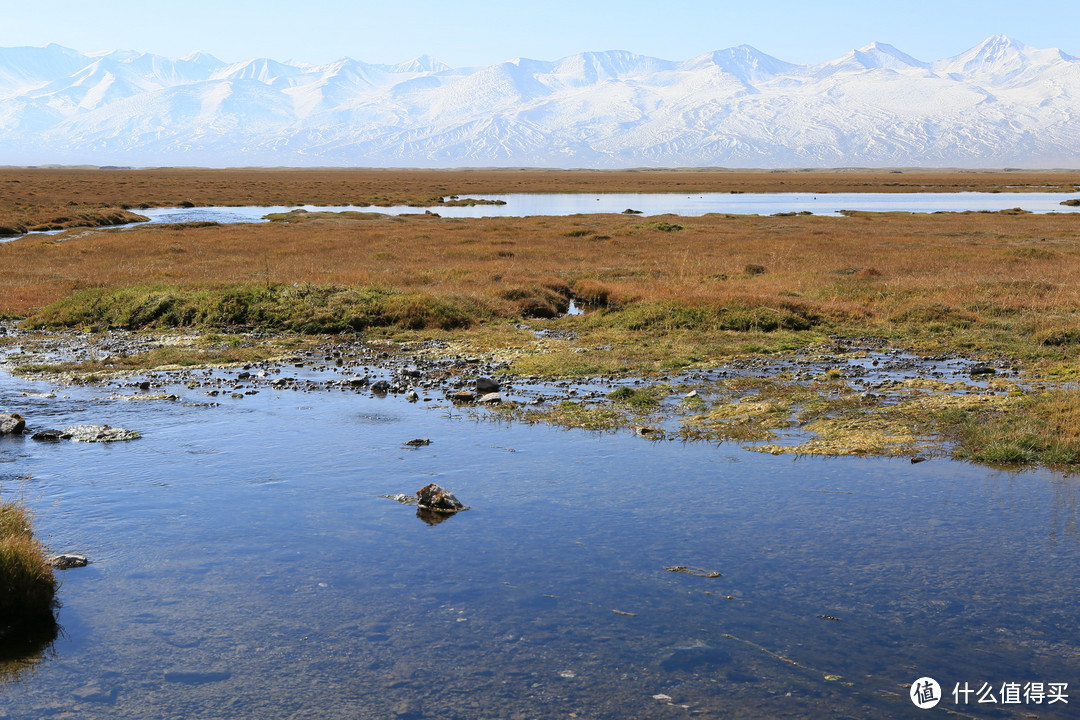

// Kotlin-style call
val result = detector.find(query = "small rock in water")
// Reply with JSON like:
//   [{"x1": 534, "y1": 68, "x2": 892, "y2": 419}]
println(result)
[
  {"x1": 416, "y1": 483, "x2": 467, "y2": 513},
  {"x1": 31, "y1": 429, "x2": 68, "y2": 442},
  {"x1": 0, "y1": 412, "x2": 26, "y2": 435},
  {"x1": 48, "y1": 554, "x2": 89, "y2": 570},
  {"x1": 450, "y1": 390, "x2": 476, "y2": 403},
  {"x1": 477, "y1": 392, "x2": 502, "y2": 404},
  {"x1": 405, "y1": 389, "x2": 419, "y2": 402},
  {"x1": 969, "y1": 364, "x2": 996, "y2": 376},
  {"x1": 381, "y1": 493, "x2": 418, "y2": 505},
  {"x1": 635, "y1": 425, "x2": 664, "y2": 438},
  {"x1": 64, "y1": 425, "x2": 141, "y2": 443},
  {"x1": 370, "y1": 380, "x2": 391, "y2": 394},
  {"x1": 664, "y1": 565, "x2": 722, "y2": 578},
  {"x1": 476, "y1": 377, "x2": 500, "y2": 394},
  {"x1": 404, "y1": 438, "x2": 431, "y2": 447},
  {"x1": 910, "y1": 456, "x2": 928, "y2": 464}
]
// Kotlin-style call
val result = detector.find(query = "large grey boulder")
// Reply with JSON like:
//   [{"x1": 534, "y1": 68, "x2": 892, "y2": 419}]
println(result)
[{"x1": 0, "y1": 413, "x2": 25, "y2": 435}]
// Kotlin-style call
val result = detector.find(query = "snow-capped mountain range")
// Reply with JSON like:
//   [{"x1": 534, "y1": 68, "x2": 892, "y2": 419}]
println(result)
[{"x1": 0, "y1": 35, "x2": 1077, "y2": 168}]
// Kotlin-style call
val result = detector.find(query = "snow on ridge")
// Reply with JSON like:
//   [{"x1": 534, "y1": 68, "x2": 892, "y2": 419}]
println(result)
[{"x1": 0, "y1": 36, "x2": 1078, "y2": 167}]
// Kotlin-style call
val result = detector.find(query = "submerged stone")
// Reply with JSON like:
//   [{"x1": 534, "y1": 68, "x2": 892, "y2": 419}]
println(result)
[
  {"x1": 48, "y1": 554, "x2": 89, "y2": 570},
  {"x1": 660, "y1": 645, "x2": 732, "y2": 672}
]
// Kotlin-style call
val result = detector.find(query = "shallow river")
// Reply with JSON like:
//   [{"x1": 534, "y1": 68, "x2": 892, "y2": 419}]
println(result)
[{"x1": 2, "y1": 350, "x2": 1079, "y2": 718}]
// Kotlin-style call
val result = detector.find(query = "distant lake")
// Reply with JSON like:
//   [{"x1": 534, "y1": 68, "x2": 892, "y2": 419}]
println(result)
[
  {"x1": 134, "y1": 191, "x2": 1080, "y2": 223},
  {"x1": 3, "y1": 192, "x2": 1078, "y2": 243}
]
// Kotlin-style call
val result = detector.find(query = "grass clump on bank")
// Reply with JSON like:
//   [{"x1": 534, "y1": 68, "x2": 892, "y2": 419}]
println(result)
[
  {"x1": 23, "y1": 283, "x2": 489, "y2": 334},
  {"x1": 0, "y1": 207, "x2": 147, "y2": 236},
  {"x1": 0, "y1": 497, "x2": 57, "y2": 632},
  {"x1": 942, "y1": 389, "x2": 1080, "y2": 465}
]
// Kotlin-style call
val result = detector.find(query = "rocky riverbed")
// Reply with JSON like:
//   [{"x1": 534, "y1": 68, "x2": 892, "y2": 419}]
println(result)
[{"x1": 0, "y1": 320, "x2": 1033, "y2": 462}]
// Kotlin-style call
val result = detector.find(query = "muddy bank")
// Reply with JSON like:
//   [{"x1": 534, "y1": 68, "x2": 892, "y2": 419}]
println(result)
[{"x1": 0, "y1": 208, "x2": 148, "y2": 237}]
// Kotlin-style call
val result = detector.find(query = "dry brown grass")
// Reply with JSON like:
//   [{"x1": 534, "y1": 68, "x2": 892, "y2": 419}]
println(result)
[{"x1": 3, "y1": 209, "x2": 1080, "y2": 347}]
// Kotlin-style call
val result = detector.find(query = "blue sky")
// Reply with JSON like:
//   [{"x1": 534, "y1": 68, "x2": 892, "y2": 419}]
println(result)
[{"x1": 2, "y1": 0, "x2": 1076, "y2": 66}]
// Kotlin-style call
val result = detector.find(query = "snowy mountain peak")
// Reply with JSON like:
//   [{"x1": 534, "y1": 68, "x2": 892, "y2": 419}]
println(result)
[
  {"x1": 855, "y1": 42, "x2": 929, "y2": 69},
  {"x1": 386, "y1": 55, "x2": 452, "y2": 74},
  {"x1": 935, "y1": 34, "x2": 1034, "y2": 77},
  {"x1": 815, "y1": 41, "x2": 929, "y2": 76},
  {"x1": 212, "y1": 57, "x2": 305, "y2": 84},
  {"x1": 554, "y1": 50, "x2": 672, "y2": 78},
  {"x1": 684, "y1": 45, "x2": 795, "y2": 82},
  {"x1": 180, "y1": 51, "x2": 224, "y2": 67}
]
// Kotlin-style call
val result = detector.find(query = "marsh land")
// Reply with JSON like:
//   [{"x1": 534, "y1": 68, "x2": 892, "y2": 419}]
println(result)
[
  {"x1": 3, "y1": 168, "x2": 1080, "y2": 718},
  {"x1": 3, "y1": 168, "x2": 1080, "y2": 464}
]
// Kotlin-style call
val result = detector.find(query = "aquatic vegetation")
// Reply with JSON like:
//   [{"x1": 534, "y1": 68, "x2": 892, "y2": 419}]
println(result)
[{"x1": 0, "y1": 497, "x2": 57, "y2": 634}]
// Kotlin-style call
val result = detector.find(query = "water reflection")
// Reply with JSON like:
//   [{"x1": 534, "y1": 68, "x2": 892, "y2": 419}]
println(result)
[
  {"x1": 0, "y1": 621, "x2": 59, "y2": 684},
  {"x1": 415, "y1": 508, "x2": 457, "y2": 526}
]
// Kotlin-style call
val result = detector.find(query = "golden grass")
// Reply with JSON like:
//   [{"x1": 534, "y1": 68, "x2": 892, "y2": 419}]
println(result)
[
  {"x1": 3, "y1": 209, "x2": 1080, "y2": 365},
  {"x1": 0, "y1": 497, "x2": 57, "y2": 631}
]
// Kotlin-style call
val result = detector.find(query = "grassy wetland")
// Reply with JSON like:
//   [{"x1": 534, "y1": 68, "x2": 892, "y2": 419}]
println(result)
[{"x1": 3, "y1": 168, "x2": 1080, "y2": 467}]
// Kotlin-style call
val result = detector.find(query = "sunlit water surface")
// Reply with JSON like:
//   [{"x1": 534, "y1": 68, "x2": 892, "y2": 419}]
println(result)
[{"x1": 2, "y1": 358, "x2": 1079, "y2": 719}]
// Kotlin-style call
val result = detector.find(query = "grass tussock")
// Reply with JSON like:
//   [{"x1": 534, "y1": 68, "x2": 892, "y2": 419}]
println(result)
[
  {"x1": 23, "y1": 284, "x2": 489, "y2": 333},
  {"x1": 942, "y1": 389, "x2": 1080, "y2": 466},
  {"x1": 0, "y1": 497, "x2": 57, "y2": 631}
]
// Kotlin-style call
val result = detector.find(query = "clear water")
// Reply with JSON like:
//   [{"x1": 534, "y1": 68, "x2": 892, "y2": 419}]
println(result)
[{"x1": 2, "y1": 357, "x2": 1080, "y2": 718}]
